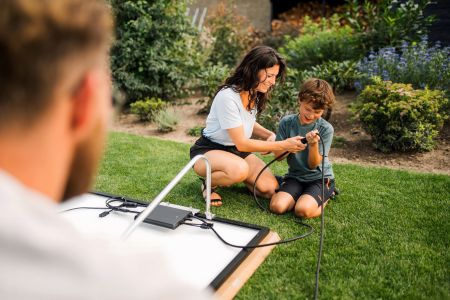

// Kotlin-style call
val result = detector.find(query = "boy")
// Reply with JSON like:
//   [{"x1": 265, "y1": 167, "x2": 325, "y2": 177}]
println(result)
[{"x1": 270, "y1": 78, "x2": 335, "y2": 218}]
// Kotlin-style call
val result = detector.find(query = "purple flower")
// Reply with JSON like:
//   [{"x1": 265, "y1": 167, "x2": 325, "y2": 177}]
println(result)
[{"x1": 357, "y1": 35, "x2": 448, "y2": 91}]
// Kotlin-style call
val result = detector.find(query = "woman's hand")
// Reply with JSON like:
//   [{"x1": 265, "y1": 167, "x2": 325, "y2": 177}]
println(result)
[
  {"x1": 260, "y1": 132, "x2": 276, "y2": 155},
  {"x1": 266, "y1": 132, "x2": 276, "y2": 142},
  {"x1": 306, "y1": 129, "x2": 320, "y2": 145},
  {"x1": 282, "y1": 136, "x2": 306, "y2": 153}
]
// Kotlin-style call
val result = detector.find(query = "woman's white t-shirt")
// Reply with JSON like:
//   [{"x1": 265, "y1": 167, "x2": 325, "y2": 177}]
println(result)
[{"x1": 203, "y1": 87, "x2": 257, "y2": 146}]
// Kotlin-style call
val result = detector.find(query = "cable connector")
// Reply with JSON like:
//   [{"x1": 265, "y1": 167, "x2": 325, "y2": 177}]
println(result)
[
  {"x1": 99, "y1": 210, "x2": 112, "y2": 218},
  {"x1": 200, "y1": 222, "x2": 212, "y2": 229},
  {"x1": 122, "y1": 202, "x2": 139, "y2": 208}
]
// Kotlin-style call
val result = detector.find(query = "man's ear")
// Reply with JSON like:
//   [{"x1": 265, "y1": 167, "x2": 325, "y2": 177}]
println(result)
[{"x1": 69, "y1": 71, "x2": 98, "y2": 140}]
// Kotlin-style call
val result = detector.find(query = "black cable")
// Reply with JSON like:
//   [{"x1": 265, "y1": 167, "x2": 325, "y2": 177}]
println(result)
[
  {"x1": 252, "y1": 150, "x2": 289, "y2": 212},
  {"x1": 183, "y1": 215, "x2": 314, "y2": 249},
  {"x1": 59, "y1": 196, "x2": 145, "y2": 217},
  {"x1": 314, "y1": 136, "x2": 326, "y2": 300}
]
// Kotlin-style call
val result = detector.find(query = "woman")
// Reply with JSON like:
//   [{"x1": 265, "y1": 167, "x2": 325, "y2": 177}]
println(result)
[{"x1": 190, "y1": 46, "x2": 304, "y2": 206}]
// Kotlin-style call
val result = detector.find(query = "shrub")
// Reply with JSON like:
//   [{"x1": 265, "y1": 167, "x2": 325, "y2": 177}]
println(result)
[
  {"x1": 301, "y1": 14, "x2": 343, "y2": 35},
  {"x1": 154, "y1": 106, "x2": 179, "y2": 133},
  {"x1": 187, "y1": 125, "x2": 203, "y2": 137},
  {"x1": 355, "y1": 77, "x2": 448, "y2": 152},
  {"x1": 205, "y1": 0, "x2": 256, "y2": 68},
  {"x1": 332, "y1": 136, "x2": 347, "y2": 148},
  {"x1": 110, "y1": 0, "x2": 203, "y2": 102},
  {"x1": 130, "y1": 98, "x2": 166, "y2": 122},
  {"x1": 195, "y1": 62, "x2": 231, "y2": 113},
  {"x1": 344, "y1": 0, "x2": 435, "y2": 51},
  {"x1": 302, "y1": 60, "x2": 361, "y2": 93},
  {"x1": 280, "y1": 20, "x2": 364, "y2": 70},
  {"x1": 356, "y1": 37, "x2": 450, "y2": 93}
]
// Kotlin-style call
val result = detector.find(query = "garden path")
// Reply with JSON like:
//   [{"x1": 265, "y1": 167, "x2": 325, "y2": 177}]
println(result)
[{"x1": 111, "y1": 94, "x2": 450, "y2": 175}]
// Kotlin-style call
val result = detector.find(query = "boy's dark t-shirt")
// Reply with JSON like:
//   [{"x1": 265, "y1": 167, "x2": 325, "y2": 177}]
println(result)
[{"x1": 276, "y1": 114, "x2": 334, "y2": 182}]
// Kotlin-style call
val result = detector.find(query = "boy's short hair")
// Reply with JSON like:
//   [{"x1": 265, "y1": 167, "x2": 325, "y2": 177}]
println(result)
[
  {"x1": 0, "y1": 0, "x2": 113, "y2": 127},
  {"x1": 298, "y1": 78, "x2": 335, "y2": 110}
]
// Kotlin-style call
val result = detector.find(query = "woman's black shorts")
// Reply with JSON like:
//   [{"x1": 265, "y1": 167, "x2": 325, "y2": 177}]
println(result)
[
  {"x1": 278, "y1": 177, "x2": 335, "y2": 206},
  {"x1": 189, "y1": 135, "x2": 251, "y2": 160}
]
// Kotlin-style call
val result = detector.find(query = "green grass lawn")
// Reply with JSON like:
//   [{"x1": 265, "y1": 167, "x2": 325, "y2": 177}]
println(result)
[{"x1": 96, "y1": 132, "x2": 450, "y2": 299}]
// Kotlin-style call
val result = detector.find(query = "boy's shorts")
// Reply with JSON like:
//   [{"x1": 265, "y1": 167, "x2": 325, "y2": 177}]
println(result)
[{"x1": 277, "y1": 177, "x2": 335, "y2": 206}]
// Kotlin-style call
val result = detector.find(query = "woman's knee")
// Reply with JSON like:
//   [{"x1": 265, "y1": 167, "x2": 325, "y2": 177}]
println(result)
[
  {"x1": 225, "y1": 161, "x2": 249, "y2": 183},
  {"x1": 257, "y1": 180, "x2": 278, "y2": 197}
]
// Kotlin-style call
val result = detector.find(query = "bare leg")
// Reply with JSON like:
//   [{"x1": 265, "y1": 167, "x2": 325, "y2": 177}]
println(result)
[
  {"x1": 269, "y1": 191, "x2": 295, "y2": 214},
  {"x1": 193, "y1": 150, "x2": 249, "y2": 186},
  {"x1": 193, "y1": 150, "x2": 250, "y2": 205},
  {"x1": 294, "y1": 195, "x2": 329, "y2": 218},
  {"x1": 243, "y1": 154, "x2": 278, "y2": 199}
]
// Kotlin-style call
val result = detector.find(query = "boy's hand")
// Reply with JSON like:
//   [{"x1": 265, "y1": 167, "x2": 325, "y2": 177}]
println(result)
[{"x1": 306, "y1": 130, "x2": 320, "y2": 145}]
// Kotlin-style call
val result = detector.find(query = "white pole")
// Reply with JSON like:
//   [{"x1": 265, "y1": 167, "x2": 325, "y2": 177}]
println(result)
[
  {"x1": 191, "y1": 7, "x2": 199, "y2": 27},
  {"x1": 198, "y1": 7, "x2": 207, "y2": 31}
]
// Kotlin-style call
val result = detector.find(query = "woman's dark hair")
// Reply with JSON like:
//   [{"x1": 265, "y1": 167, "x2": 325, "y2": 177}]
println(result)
[{"x1": 215, "y1": 45, "x2": 286, "y2": 114}]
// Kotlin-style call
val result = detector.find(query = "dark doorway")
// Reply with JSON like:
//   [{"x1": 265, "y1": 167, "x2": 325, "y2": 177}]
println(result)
[
  {"x1": 271, "y1": 0, "x2": 347, "y2": 19},
  {"x1": 425, "y1": 1, "x2": 450, "y2": 46}
]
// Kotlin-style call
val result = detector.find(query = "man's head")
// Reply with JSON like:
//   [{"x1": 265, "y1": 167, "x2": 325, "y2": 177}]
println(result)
[
  {"x1": 0, "y1": 0, "x2": 113, "y2": 201},
  {"x1": 297, "y1": 78, "x2": 335, "y2": 125}
]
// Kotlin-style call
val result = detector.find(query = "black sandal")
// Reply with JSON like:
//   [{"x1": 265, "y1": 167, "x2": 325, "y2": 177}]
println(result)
[{"x1": 200, "y1": 178, "x2": 222, "y2": 206}]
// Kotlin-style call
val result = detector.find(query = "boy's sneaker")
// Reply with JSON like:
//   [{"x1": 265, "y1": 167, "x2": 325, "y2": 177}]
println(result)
[
  {"x1": 330, "y1": 186, "x2": 340, "y2": 200},
  {"x1": 334, "y1": 186, "x2": 340, "y2": 195}
]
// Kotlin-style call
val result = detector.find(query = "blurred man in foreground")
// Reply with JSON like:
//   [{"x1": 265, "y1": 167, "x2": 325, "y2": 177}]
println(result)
[{"x1": 0, "y1": 0, "x2": 210, "y2": 299}]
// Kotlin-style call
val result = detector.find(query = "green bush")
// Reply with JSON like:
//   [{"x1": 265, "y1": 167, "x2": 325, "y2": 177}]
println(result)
[
  {"x1": 205, "y1": 1, "x2": 255, "y2": 68},
  {"x1": 187, "y1": 125, "x2": 203, "y2": 137},
  {"x1": 280, "y1": 22, "x2": 364, "y2": 70},
  {"x1": 301, "y1": 14, "x2": 342, "y2": 35},
  {"x1": 195, "y1": 62, "x2": 231, "y2": 113},
  {"x1": 110, "y1": 0, "x2": 203, "y2": 102},
  {"x1": 130, "y1": 98, "x2": 166, "y2": 122},
  {"x1": 302, "y1": 60, "x2": 361, "y2": 93},
  {"x1": 344, "y1": 0, "x2": 434, "y2": 51},
  {"x1": 332, "y1": 136, "x2": 347, "y2": 148},
  {"x1": 355, "y1": 77, "x2": 448, "y2": 152},
  {"x1": 154, "y1": 106, "x2": 179, "y2": 133}
]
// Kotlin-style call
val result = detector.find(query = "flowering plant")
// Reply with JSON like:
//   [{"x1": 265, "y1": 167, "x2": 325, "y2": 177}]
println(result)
[{"x1": 356, "y1": 36, "x2": 450, "y2": 92}]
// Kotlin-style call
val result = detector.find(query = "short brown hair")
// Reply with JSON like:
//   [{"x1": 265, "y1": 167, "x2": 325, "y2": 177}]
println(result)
[
  {"x1": 298, "y1": 78, "x2": 335, "y2": 110},
  {"x1": 0, "y1": 0, "x2": 113, "y2": 126}
]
